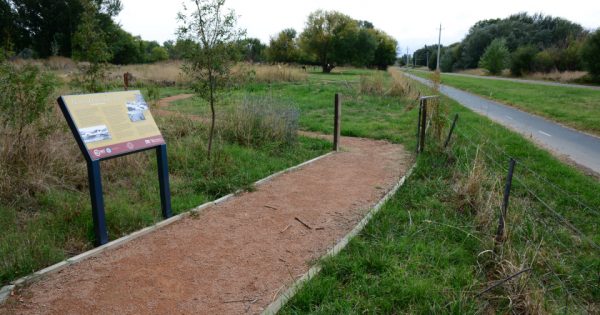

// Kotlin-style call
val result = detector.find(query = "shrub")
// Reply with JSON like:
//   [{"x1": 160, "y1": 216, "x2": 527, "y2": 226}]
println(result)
[
  {"x1": 478, "y1": 38, "x2": 509, "y2": 75},
  {"x1": 219, "y1": 96, "x2": 299, "y2": 147},
  {"x1": 581, "y1": 29, "x2": 600, "y2": 79},
  {"x1": 0, "y1": 63, "x2": 57, "y2": 144},
  {"x1": 532, "y1": 50, "x2": 555, "y2": 73},
  {"x1": 510, "y1": 45, "x2": 537, "y2": 76}
]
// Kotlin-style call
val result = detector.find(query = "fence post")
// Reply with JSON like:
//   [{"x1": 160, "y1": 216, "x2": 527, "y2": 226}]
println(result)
[
  {"x1": 123, "y1": 72, "x2": 130, "y2": 91},
  {"x1": 496, "y1": 158, "x2": 516, "y2": 243},
  {"x1": 419, "y1": 98, "x2": 427, "y2": 153},
  {"x1": 444, "y1": 114, "x2": 459, "y2": 148},
  {"x1": 333, "y1": 93, "x2": 341, "y2": 151},
  {"x1": 416, "y1": 99, "x2": 423, "y2": 154}
]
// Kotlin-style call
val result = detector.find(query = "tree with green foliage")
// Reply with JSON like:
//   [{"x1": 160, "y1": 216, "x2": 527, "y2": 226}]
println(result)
[
  {"x1": 72, "y1": 0, "x2": 112, "y2": 92},
  {"x1": 478, "y1": 38, "x2": 509, "y2": 75},
  {"x1": 0, "y1": 63, "x2": 56, "y2": 146},
  {"x1": 299, "y1": 10, "x2": 358, "y2": 73},
  {"x1": 581, "y1": 29, "x2": 600, "y2": 79},
  {"x1": 237, "y1": 38, "x2": 266, "y2": 63},
  {"x1": 371, "y1": 30, "x2": 397, "y2": 70},
  {"x1": 150, "y1": 46, "x2": 169, "y2": 62},
  {"x1": 510, "y1": 45, "x2": 537, "y2": 76},
  {"x1": 4, "y1": 0, "x2": 122, "y2": 58},
  {"x1": 177, "y1": 0, "x2": 245, "y2": 157},
  {"x1": 267, "y1": 28, "x2": 300, "y2": 63}
]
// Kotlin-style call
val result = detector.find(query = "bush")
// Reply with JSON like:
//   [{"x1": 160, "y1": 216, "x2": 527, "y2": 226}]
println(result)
[
  {"x1": 0, "y1": 63, "x2": 57, "y2": 143},
  {"x1": 478, "y1": 38, "x2": 509, "y2": 75},
  {"x1": 219, "y1": 96, "x2": 299, "y2": 147},
  {"x1": 581, "y1": 29, "x2": 600, "y2": 79},
  {"x1": 532, "y1": 50, "x2": 555, "y2": 73},
  {"x1": 510, "y1": 45, "x2": 537, "y2": 76}
]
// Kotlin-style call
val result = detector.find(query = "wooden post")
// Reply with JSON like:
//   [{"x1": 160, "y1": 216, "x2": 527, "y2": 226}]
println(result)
[
  {"x1": 123, "y1": 72, "x2": 130, "y2": 91},
  {"x1": 416, "y1": 100, "x2": 423, "y2": 154},
  {"x1": 419, "y1": 98, "x2": 427, "y2": 153},
  {"x1": 496, "y1": 158, "x2": 516, "y2": 243},
  {"x1": 333, "y1": 93, "x2": 341, "y2": 151},
  {"x1": 444, "y1": 114, "x2": 459, "y2": 148}
]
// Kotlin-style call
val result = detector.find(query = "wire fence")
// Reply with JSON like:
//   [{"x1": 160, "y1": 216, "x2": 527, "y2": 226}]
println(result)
[{"x1": 416, "y1": 97, "x2": 599, "y2": 312}]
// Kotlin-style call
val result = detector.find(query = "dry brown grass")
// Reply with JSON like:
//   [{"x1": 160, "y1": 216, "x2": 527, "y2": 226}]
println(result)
[
  {"x1": 0, "y1": 105, "x2": 150, "y2": 211},
  {"x1": 359, "y1": 72, "x2": 385, "y2": 95},
  {"x1": 388, "y1": 68, "x2": 420, "y2": 100},
  {"x1": 108, "y1": 61, "x2": 189, "y2": 86},
  {"x1": 525, "y1": 70, "x2": 587, "y2": 83},
  {"x1": 247, "y1": 65, "x2": 308, "y2": 83}
]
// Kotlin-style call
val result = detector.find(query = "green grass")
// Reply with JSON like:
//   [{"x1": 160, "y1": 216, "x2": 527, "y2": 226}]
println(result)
[
  {"x1": 409, "y1": 70, "x2": 600, "y2": 136},
  {"x1": 280, "y1": 73, "x2": 600, "y2": 313}
]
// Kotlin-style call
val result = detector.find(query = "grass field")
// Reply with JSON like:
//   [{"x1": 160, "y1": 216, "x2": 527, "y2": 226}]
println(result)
[
  {"x1": 2, "y1": 66, "x2": 598, "y2": 313},
  {"x1": 278, "y1": 72, "x2": 600, "y2": 313},
  {"x1": 408, "y1": 70, "x2": 600, "y2": 136}
]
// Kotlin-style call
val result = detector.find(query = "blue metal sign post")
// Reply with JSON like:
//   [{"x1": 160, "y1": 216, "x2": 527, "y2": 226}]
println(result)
[{"x1": 57, "y1": 92, "x2": 172, "y2": 246}]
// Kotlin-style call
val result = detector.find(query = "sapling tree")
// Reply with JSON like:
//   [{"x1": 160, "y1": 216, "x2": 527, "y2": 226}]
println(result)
[
  {"x1": 177, "y1": 0, "x2": 245, "y2": 158},
  {"x1": 72, "y1": 0, "x2": 113, "y2": 92}
]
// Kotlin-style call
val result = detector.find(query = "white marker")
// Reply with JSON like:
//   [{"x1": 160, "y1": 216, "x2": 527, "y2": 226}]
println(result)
[
  {"x1": 539, "y1": 130, "x2": 552, "y2": 137},
  {"x1": 505, "y1": 115, "x2": 514, "y2": 120}
]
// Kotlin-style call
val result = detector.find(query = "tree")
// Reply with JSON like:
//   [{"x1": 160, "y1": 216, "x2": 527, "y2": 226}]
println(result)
[
  {"x1": 5, "y1": 0, "x2": 122, "y2": 58},
  {"x1": 478, "y1": 38, "x2": 509, "y2": 75},
  {"x1": 581, "y1": 29, "x2": 600, "y2": 79},
  {"x1": 72, "y1": 0, "x2": 112, "y2": 92},
  {"x1": 371, "y1": 30, "x2": 397, "y2": 70},
  {"x1": 299, "y1": 10, "x2": 358, "y2": 73},
  {"x1": 177, "y1": 0, "x2": 245, "y2": 157},
  {"x1": 267, "y1": 29, "x2": 299, "y2": 63},
  {"x1": 237, "y1": 38, "x2": 266, "y2": 63},
  {"x1": 150, "y1": 46, "x2": 169, "y2": 62},
  {"x1": 510, "y1": 45, "x2": 537, "y2": 76}
]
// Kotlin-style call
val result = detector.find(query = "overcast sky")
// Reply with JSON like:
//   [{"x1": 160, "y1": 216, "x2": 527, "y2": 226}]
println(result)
[{"x1": 116, "y1": 0, "x2": 600, "y2": 54}]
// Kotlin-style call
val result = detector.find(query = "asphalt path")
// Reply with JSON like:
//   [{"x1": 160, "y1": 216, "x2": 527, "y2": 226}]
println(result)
[{"x1": 405, "y1": 72, "x2": 600, "y2": 174}]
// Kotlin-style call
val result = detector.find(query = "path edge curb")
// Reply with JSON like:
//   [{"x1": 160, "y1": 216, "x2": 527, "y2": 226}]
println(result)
[
  {"x1": 261, "y1": 161, "x2": 417, "y2": 315},
  {"x1": 0, "y1": 151, "x2": 335, "y2": 305}
]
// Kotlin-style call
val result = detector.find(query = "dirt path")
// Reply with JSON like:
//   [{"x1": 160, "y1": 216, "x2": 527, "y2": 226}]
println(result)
[{"x1": 1, "y1": 96, "x2": 412, "y2": 315}]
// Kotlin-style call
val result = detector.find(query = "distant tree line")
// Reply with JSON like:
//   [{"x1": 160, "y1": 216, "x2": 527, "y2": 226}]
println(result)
[
  {"x1": 1, "y1": 3, "x2": 398, "y2": 71},
  {"x1": 411, "y1": 13, "x2": 600, "y2": 79},
  {"x1": 265, "y1": 10, "x2": 398, "y2": 72},
  {"x1": 1, "y1": 0, "x2": 170, "y2": 64}
]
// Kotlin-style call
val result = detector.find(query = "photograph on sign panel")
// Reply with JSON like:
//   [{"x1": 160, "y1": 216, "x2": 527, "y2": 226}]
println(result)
[
  {"x1": 126, "y1": 94, "x2": 149, "y2": 122},
  {"x1": 79, "y1": 125, "x2": 111, "y2": 143}
]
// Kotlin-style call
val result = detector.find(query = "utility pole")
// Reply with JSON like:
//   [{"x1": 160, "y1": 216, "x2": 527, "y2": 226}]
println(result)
[
  {"x1": 426, "y1": 51, "x2": 429, "y2": 69},
  {"x1": 406, "y1": 47, "x2": 409, "y2": 67},
  {"x1": 436, "y1": 23, "x2": 442, "y2": 72}
]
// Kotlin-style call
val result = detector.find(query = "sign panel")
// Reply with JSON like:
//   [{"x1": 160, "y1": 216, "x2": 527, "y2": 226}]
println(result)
[{"x1": 60, "y1": 90, "x2": 164, "y2": 160}]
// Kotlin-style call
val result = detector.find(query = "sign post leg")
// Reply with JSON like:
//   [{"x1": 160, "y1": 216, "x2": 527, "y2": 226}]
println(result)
[
  {"x1": 87, "y1": 160, "x2": 109, "y2": 246},
  {"x1": 156, "y1": 144, "x2": 172, "y2": 219}
]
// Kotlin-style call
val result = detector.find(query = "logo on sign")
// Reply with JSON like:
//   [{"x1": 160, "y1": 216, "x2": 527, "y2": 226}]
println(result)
[
  {"x1": 126, "y1": 142, "x2": 135, "y2": 150},
  {"x1": 93, "y1": 149, "x2": 106, "y2": 157},
  {"x1": 106, "y1": 148, "x2": 112, "y2": 153}
]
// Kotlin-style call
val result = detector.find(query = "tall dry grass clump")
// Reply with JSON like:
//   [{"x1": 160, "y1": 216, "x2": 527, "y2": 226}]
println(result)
[
  {"x1": 388, "y1": 68, "x2": 420, "y2": 99},
  {"x1": 359, "y1": 72, "x2": 385, "y2": 95},
  {"x1": 219, "y1": 96, "x2": 299, "y2": 147},
  {"x1": 526, "y1": 70, "x2": 587, "y2": 83},
  {"x1": 237, "y1": 64, "x2": 308, "y2": 84}
]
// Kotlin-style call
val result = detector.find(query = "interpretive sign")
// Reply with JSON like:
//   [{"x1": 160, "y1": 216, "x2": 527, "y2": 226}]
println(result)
[
  {"x1": 58, "y1": 91, "x2": 172, "y2": 246},
  {"x1": 59, "y1": 90, "x2": 165, "y2": 161}
]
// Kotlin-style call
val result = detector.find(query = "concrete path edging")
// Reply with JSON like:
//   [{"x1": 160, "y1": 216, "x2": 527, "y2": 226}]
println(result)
[
  {"x1": 262, "y1": 162, "x2": 417, "y2": 314},
  {"x1": 0, "y1": 151, "x2": 335, "y2": 306}
]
